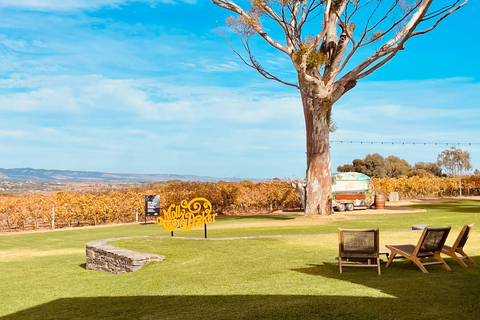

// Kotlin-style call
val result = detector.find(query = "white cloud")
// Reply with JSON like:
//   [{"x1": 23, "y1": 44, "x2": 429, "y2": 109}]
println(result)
[
  {"x1": 203, "y1": 60, "x2": 241, "y2": 72},
  {"x1": 0, "y1": 37, "x2": 29, "y2": 51},
  {"x1": 178, "y1": 62, "x2": 197, "y2": 68},
  {"x1": 0, "y1": 71, "x2": 308, "y2": 177},
  {"x1": 222, "y1": 95, "x2": 301, "y2": 123},
  {"x1": 3, "y1": 75, "x2": 477, "y2": 133},
  {"x1": 0, "y1": 74, "x2": 304, "y2": 126},
  {"x1": 0, "y1": 0, "x2": 194, "y2": 11},
  {"x1": 0, "y1": 129, "x2": 30, "y2": 137},
  {"x1": 335, "y1": 103, "x2": 480, "y2": 124},
  {"x1": 2, "y1": 73, "x2": 478, "y2": 177}
]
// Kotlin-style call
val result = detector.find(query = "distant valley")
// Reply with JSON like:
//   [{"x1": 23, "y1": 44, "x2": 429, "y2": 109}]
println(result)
[
  {"x1": 0, "y1": 168, "x2": 226, "y2": 194},
  {"x1": 0, "y1": 168, "x2": 221, "y2": 183}
]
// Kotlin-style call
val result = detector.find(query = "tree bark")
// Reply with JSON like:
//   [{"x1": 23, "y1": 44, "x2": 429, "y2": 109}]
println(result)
[{"x1": 299, "y1": 77, "x2": 333, "y2": 215}]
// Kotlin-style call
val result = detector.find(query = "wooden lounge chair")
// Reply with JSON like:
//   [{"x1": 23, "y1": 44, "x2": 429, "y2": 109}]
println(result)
[
  {"x1": 442, "y1": 223, "x2": 475, "y2": 267},
  {"x1": 385, "y1": 226, "x2": 451, "y2": 273},
  {"x1": 338, "y1": 228, "x2": 381, "y2": 275}
]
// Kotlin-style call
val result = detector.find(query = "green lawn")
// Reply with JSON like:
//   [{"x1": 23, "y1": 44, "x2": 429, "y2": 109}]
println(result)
[{"x1": 1, "y1": 201, "x2": 480, "y2": 319}]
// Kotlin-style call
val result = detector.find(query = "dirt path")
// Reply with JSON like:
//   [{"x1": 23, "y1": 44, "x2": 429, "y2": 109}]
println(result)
[{"x1": 261, "y1": 196, "x2": 480, "y2": 224}]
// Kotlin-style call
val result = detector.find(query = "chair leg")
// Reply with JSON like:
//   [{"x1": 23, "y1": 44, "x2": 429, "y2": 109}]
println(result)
[
  {"x1": 457, "y1": 249, "x2": 475, "y2": 264},
  {"x1": 448, "y1": 251, "x2": 468, "y2": 268},
  {"x1": 339, "y1": 258, "x2": 343, "y2": 274},
  {"x1": 385, "y1": 252, "x2": 396, "y2": 268},
  {"x1": 409, "y1": 257, "x2": 424, "y2": 265},
  {"x1": 434, "y1": 252, "x2": 451, "y2": 271},
  {"x1": 377, "y1": 257, "x2": 381, "y2": 275},
  {"x1": 410, "y1": 257, "x2": 429, "y2": 273}
]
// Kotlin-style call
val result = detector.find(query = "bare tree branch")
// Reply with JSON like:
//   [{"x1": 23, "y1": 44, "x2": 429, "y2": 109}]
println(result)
[
  {"x1": 217, "y1": 26, "x2": 299, "y2": 89},
  {"x1": 379, "y1": 0, "x2": 431, "y2": 52},
  {"x1": 423, "y1": 0, "x2": 462, "y2": 20},
  {"x1": 211, "y1": 0, "x2": 290, "y2": 54},
  {"x1": 338, "y1": 0, "x2": 432, "y2": 84},
  {"x1": 412, "y1": 0, "x2": 467, "y2": 36},
  {"x1": 212, "y1": 0, "x2": 468, "y2": 96}
]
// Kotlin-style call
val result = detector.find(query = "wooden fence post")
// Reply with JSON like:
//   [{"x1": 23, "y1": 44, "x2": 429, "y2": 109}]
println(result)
[{"x1": 52, "y1": 205, "x2": 55, "y2": 229}]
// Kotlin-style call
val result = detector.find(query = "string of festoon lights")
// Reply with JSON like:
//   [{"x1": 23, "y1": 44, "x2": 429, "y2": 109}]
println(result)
[{"x1": 329, "y1": 141, "x2": 480, "y2": 146}]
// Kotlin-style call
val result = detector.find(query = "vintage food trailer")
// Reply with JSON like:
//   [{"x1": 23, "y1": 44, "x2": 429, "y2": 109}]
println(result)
[{"x1": 332, "y1": 172, "x2": 375, "y2": 211}]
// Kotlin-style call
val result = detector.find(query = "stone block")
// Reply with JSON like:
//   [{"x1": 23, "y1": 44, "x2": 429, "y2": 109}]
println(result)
[
  {"x1": 388, "y1": 192, "x2": 400, "y2": 202},
  {"x1": 85, "y1": 236, "x2": 165, "y2": 274},
  {"x1": 412, "y1": 224, "x2": 431, "y2": 230}
]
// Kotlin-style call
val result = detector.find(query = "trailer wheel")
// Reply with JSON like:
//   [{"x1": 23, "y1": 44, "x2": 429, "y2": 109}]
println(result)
[
  {"x1": 346, "y1": 203, "x2": 354, "y2": 211},
  {"x1": 338, "y1": 203, "x2": 346, "y2": 212}
]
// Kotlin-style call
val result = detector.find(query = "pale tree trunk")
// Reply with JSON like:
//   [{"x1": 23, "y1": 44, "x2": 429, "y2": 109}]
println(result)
[{"x1": 299, "y1": 78, "x2": 333, "y2": 215}]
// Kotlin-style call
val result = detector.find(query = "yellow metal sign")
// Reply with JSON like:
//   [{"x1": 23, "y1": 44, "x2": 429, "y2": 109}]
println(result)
[{"x1": 156, "y1": 198, "x2": 217, "y2": 232}]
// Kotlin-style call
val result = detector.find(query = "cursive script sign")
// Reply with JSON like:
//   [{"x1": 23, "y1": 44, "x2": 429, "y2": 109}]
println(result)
[{"x1": 156, "y1": 198, "x2": 216, "y2": 232}]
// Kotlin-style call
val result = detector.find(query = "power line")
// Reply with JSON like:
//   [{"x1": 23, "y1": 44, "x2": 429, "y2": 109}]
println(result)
[{"x1": 330, "y1": 141, "x2": 479, "y2": 146}]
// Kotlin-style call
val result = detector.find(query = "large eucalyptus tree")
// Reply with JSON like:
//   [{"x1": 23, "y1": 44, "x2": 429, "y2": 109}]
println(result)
[{"x1": 211, "y1": 0, "x2": 468, "y2": 215}]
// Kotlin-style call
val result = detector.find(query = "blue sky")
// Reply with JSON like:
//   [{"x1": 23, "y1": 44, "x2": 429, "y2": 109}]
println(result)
[{"x1": 0, "y1": 0, "x2": 478, "y2": 179}]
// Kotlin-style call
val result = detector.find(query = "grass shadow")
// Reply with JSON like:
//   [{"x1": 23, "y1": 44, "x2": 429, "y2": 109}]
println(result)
[
  {"x1": 0, "y1": 295, "x2": 425, "y2": 320},
  {"x1": 4, "y1": 258, "x2": 480, "y2": 319},
  {"x1": 291, "y1": 255, "x2": 480, "y2": 319}
]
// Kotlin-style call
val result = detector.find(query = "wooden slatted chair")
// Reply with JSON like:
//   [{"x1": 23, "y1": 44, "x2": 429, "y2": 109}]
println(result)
[
  {"x1": 442, "y1": 223, "x2": 475, "y2": 267},
  {"x1": 385, "y1": 226, "x2": 451, "y2": 273},
  {"x1": 338, "y1": 228, "x2": 381, "y2": 275}
]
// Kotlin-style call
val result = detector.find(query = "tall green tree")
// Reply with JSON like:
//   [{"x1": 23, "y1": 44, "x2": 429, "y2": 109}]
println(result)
[
  {"x1": 437, "y1": 146, "x2": 472, "y2": 177},
  {"x1": 212, "y1": 0, "x2": 468, "y2": 215}
]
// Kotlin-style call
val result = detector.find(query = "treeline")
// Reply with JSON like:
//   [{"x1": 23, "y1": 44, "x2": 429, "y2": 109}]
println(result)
[
  {"x1": 337, "y1": 153, "x2": 443, "y2": 178},
  {"x1": 337, "y1": 147, "x2": 474, "y2": 178},
  {"x1": 0, "y1": 180, "x2": 299, "y2": 232}
]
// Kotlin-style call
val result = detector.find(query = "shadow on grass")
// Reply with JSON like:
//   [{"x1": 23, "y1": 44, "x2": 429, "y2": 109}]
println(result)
[
  {"x1": 1, "y1": 295, "x2": 392, "y2": 320},
  {"x1": 290, "y1": 255, "x2": 480, "y2": 319},
  {"x1": 5, "y1": 258, "x2": 480, "y2": 320}
]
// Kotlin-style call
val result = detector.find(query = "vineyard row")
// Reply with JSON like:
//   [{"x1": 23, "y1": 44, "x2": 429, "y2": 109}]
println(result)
[
  {"x1": 2, "y1": 176, "x2": 480, "y2": 232},
  {"x1": 0, "y1": 180, "x2": 298, "y2": 232}
]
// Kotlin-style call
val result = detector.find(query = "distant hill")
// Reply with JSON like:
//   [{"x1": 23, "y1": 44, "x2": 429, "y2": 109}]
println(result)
[{"x1": 0, "y1": 168, "x2": 223, "y2": 182}]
